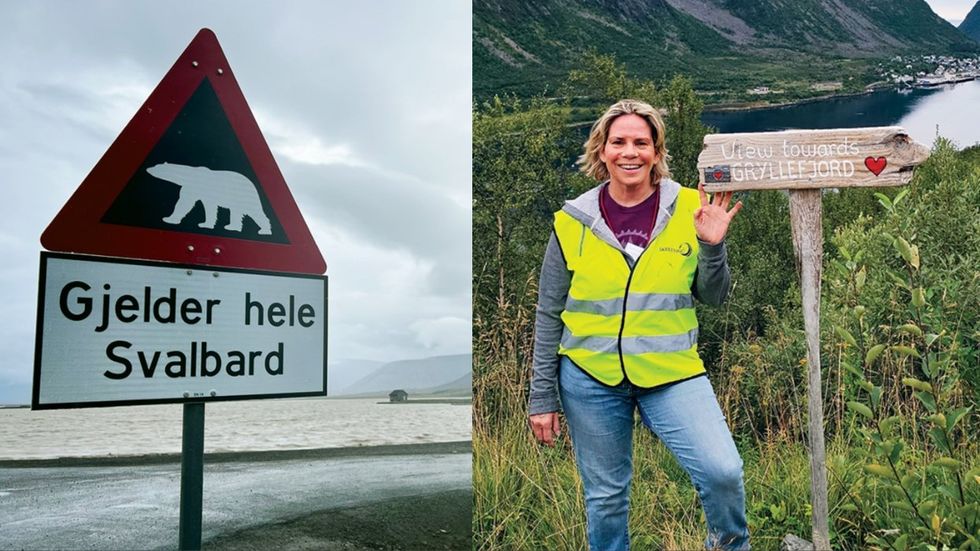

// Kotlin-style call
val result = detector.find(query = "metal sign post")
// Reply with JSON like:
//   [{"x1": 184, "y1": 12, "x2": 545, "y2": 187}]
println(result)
[
  {"x1": 179, "y1": 403, "x2": 205, "y2": 550},
  {"x1": 699, "y1": 127, "x2": 930, "y2": 549}
]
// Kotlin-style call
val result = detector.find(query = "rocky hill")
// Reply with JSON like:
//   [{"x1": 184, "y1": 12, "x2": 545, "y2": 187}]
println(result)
[
  {"x1": 335, "y1": 354, "x2": 471, "y2": 396},
  {"x1": 961, "y1": 1, "x2": 980, "y2": 42},
  {"x1": 474, "y1": 0, "x2": 978, "y2": 100}
]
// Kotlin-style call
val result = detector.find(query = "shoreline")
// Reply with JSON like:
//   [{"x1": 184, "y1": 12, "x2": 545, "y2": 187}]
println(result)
[
  {"x1": 564, "y1": 82, "x2": 928, "y2": 124},
  {"x1": 0, "y1": 440, "x2": 471, "y2": 468},
  {"x1": 377, "y1": 398, "x2": 472, "y2": 405},
  {"x1": 703, "y1": 88, "x2": 875, "y2": 113},
  {"x1": 703, "y1": 78, "x2": 977, "y2": 113}
]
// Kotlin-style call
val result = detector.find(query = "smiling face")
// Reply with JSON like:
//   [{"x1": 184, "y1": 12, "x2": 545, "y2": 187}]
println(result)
[{"x1": 599, "y1": 114, "x2": 661, "y2": 191}]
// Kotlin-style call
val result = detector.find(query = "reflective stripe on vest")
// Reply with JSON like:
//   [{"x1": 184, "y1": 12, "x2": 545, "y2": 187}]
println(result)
[{"x1": 554, "y1": 187, "x2": 705, "y2": 387}]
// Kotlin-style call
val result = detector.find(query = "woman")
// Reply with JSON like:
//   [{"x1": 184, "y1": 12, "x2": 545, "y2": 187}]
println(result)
[{"x1": 528, "y1": 99, "x2": 749, "y2": 550}]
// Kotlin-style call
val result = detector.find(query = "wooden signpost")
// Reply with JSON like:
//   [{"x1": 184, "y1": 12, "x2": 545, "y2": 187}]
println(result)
[{"x1": 698, "y1": 127, "x2": 930, "y2": 550}]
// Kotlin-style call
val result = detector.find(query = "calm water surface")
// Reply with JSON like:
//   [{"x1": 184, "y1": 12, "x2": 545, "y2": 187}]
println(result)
[
  {"x1": 702, "y1": 80, "x2": 980, "y2": 148},
  {"x1": 0, "y1": 397, "x2": 471, "y2": 459}
]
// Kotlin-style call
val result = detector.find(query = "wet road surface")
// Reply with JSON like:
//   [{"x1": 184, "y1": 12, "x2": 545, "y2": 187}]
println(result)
[{"x1": 0, "y1": 444, "x2": 471, "y2": 550}]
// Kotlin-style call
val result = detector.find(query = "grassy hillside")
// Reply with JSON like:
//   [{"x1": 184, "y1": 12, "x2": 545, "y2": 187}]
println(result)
[{"x1": 474, "y1": 0, "x2": 979, "y2": 102}]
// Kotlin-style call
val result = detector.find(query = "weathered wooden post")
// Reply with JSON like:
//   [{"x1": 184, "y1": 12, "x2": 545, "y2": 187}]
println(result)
[{"x1": 698, "y1": 127, "x2": 930, "y2": 550}]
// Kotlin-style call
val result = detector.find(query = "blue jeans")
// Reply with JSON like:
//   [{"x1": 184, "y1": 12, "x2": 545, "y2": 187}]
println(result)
[{"x1": 559, "y1": 356, "x2": 749, "y2": 550}]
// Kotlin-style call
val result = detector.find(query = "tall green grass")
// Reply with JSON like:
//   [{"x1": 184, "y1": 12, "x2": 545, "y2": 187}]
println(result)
[{"x1": 474, "y1": 361, "x2": 979, "y2": 550}]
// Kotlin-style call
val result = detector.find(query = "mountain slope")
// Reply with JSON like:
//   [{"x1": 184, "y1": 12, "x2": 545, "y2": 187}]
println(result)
[
  {"x1": 408, "y1": 372, "x2": 473, "y2": 396},
  {"x1": 961, "y1": 1, "x2": 980, "y2": 42},
  {"x1": 474, "y1": 0, "x2": 978, "y2": 100},
  {"x1": 329, "y1": 359, "x2": 383, "y2": 395},
  {"x1": 338, "y1": 354, "x2": 471, "y2": 396},
  {"x1": 475, "y1": 0, "x2": 733, "y2": 97}
]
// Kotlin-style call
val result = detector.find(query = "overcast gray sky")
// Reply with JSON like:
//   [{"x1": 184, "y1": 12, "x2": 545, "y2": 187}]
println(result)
[
  {"x1": 0, "y1": 1, "x2": 471, "y2": 404},
  {"x1": 926, "y1": 0, "x2": 977, "y2": 23}
]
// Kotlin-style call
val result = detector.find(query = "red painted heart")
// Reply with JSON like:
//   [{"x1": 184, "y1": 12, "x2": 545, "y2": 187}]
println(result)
[
  {"x1": 865, "y1": 156, "x2": 887, "y2": 176},
  {"x1": 713, "y1": 170, "x2": 723, "y2": 180}
]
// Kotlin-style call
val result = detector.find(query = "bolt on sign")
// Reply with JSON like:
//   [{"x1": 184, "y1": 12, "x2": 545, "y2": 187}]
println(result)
[
  {"x1": 33, "y1": 29, "x2": 327, "y2": 410},
  {"x1": 698, "y1": 126, "x2": 930, "y2": 192},
  {"x1": 697, "y1": 126, "x2": 928, "y2": 550}
]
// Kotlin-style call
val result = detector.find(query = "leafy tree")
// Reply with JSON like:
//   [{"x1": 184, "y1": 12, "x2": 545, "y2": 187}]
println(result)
[
  {"x1": 660, "y1": 75, "x2": 711, "y2": 187},
  {"x1": 473, "y1": 96, "x2": 587, "y2": 366},
  {"x1": 565, "y1": 51, "x2": 657, "y2": 107}
]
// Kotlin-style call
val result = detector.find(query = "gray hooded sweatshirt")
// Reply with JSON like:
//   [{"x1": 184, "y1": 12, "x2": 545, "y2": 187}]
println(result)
[{"x1": 528, "y1": 178, "x2": 731, "y2": 415}]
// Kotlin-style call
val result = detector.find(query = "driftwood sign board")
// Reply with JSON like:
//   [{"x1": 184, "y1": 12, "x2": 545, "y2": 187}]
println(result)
[
  {"x1": 698, "y1": 126, "x2": 930, "y2": 192},
  {"x1": 696, "y1": 125, "x2": 929, "y2": 550}
]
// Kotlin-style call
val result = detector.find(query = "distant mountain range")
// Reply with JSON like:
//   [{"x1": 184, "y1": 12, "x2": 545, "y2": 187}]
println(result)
[
  {"x1": 961, "y1": 1, "x2": 980, "y2": 42},
  {"x1": 332, "y1": 354, "x2": 471, "y2": 397},
  {"x1": 328, "y1": 358, "x2": 384, "y2": 395},
  {"x1": 475, "y1": 0, "x2": 979, "y2": 99}
]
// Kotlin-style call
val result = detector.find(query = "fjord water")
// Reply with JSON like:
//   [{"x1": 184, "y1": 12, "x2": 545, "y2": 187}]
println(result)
[
  {"x1": 0, "y1": 398, "x2": 471, "y2": 459},
  {"x1": 702, "y1": 80, "x2": 980, "y2": 148}
]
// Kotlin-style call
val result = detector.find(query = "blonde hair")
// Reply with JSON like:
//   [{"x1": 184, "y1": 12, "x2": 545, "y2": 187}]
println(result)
[{"x1": 578, "y1": 99, "x2": 671, "y2": 183}]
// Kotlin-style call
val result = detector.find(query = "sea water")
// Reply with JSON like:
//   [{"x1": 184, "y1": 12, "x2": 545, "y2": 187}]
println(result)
[
  {"x1": 702, "y1": 80, "x2": 980, "y2": 148},
  {"x1": 0, "y1": 397, "x2": 471, "y2": 460}
]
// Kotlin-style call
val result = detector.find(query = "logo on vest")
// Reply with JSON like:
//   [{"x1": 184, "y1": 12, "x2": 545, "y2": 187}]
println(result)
[{"x1": 658, "y1": 242, "x2": 693, "y2": 257}]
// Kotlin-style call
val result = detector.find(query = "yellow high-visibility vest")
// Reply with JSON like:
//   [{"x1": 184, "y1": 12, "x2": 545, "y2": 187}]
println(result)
[{"x1": 554, "y1": 187, "x2": 705, "y2": 387}]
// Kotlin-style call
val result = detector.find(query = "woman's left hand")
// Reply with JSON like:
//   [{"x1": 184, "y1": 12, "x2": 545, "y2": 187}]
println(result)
[{"x1": 694, "y1": 182, "x2": 743, "y2": 245}]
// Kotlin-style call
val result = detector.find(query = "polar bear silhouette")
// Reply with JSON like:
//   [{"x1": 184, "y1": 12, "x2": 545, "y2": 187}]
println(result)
[{"x1": 146, "y1": 162, "x2": 272, "y2": 235}]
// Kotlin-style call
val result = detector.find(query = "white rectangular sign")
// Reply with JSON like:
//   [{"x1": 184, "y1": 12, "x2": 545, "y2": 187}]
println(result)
[{"x1": 33, "y1": 253, "x2": 327, "y2": 409}]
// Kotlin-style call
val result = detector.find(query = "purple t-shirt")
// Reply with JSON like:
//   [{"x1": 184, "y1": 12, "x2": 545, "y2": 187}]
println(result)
[{"x1": 600, "y1": 184, "x2": 660, "y2": 256}]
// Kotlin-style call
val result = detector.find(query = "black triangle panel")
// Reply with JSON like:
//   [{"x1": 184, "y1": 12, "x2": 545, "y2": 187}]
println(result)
[{"x1": 101, "y1": 79, "x2": 289, "y2": 244}]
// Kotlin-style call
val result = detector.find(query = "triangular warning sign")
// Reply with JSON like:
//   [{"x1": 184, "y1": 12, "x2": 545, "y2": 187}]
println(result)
[{"x1": 42, "y1": 28, "x2": 326, "y2": 275}]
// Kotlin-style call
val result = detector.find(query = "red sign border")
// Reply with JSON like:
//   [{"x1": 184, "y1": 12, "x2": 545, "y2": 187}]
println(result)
[{"x1": 41, "y1": 28, "x2": 327, "y2": 275}]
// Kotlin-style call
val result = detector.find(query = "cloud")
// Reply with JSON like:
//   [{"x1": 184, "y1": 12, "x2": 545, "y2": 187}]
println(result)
[
  {"x1": 257, "y1": 110, "x2": 461, "y2": 197},
  {"x1": 0, "y1": 1, "x2": 471, "y2": 404},
  {"x1": 277, "y1": 138, "x2": 361, "y2": 167},
  {"x1": 410, "y1": 316, "x2": 472, "y2": 352},
  {"x1": 256, "y1": 111, "x2": 364, "y2": 168},
  {"x1": 307, "y1": 218, "x2": 470, "y2": 363},
  {"x1": 283, "y1": 160, "x2": 470, "y2": 297},
  {"x1": 16, "y1": 70, "x2": 152, "y2": 140},
  {"x1": 924, "y1": 0, "x2": 974, "y2": 20}
]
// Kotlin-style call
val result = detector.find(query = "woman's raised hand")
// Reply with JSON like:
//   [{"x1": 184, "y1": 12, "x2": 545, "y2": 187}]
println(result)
[{"x1": 694, "y1": 182, "x2": 743, "y2": 245}]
